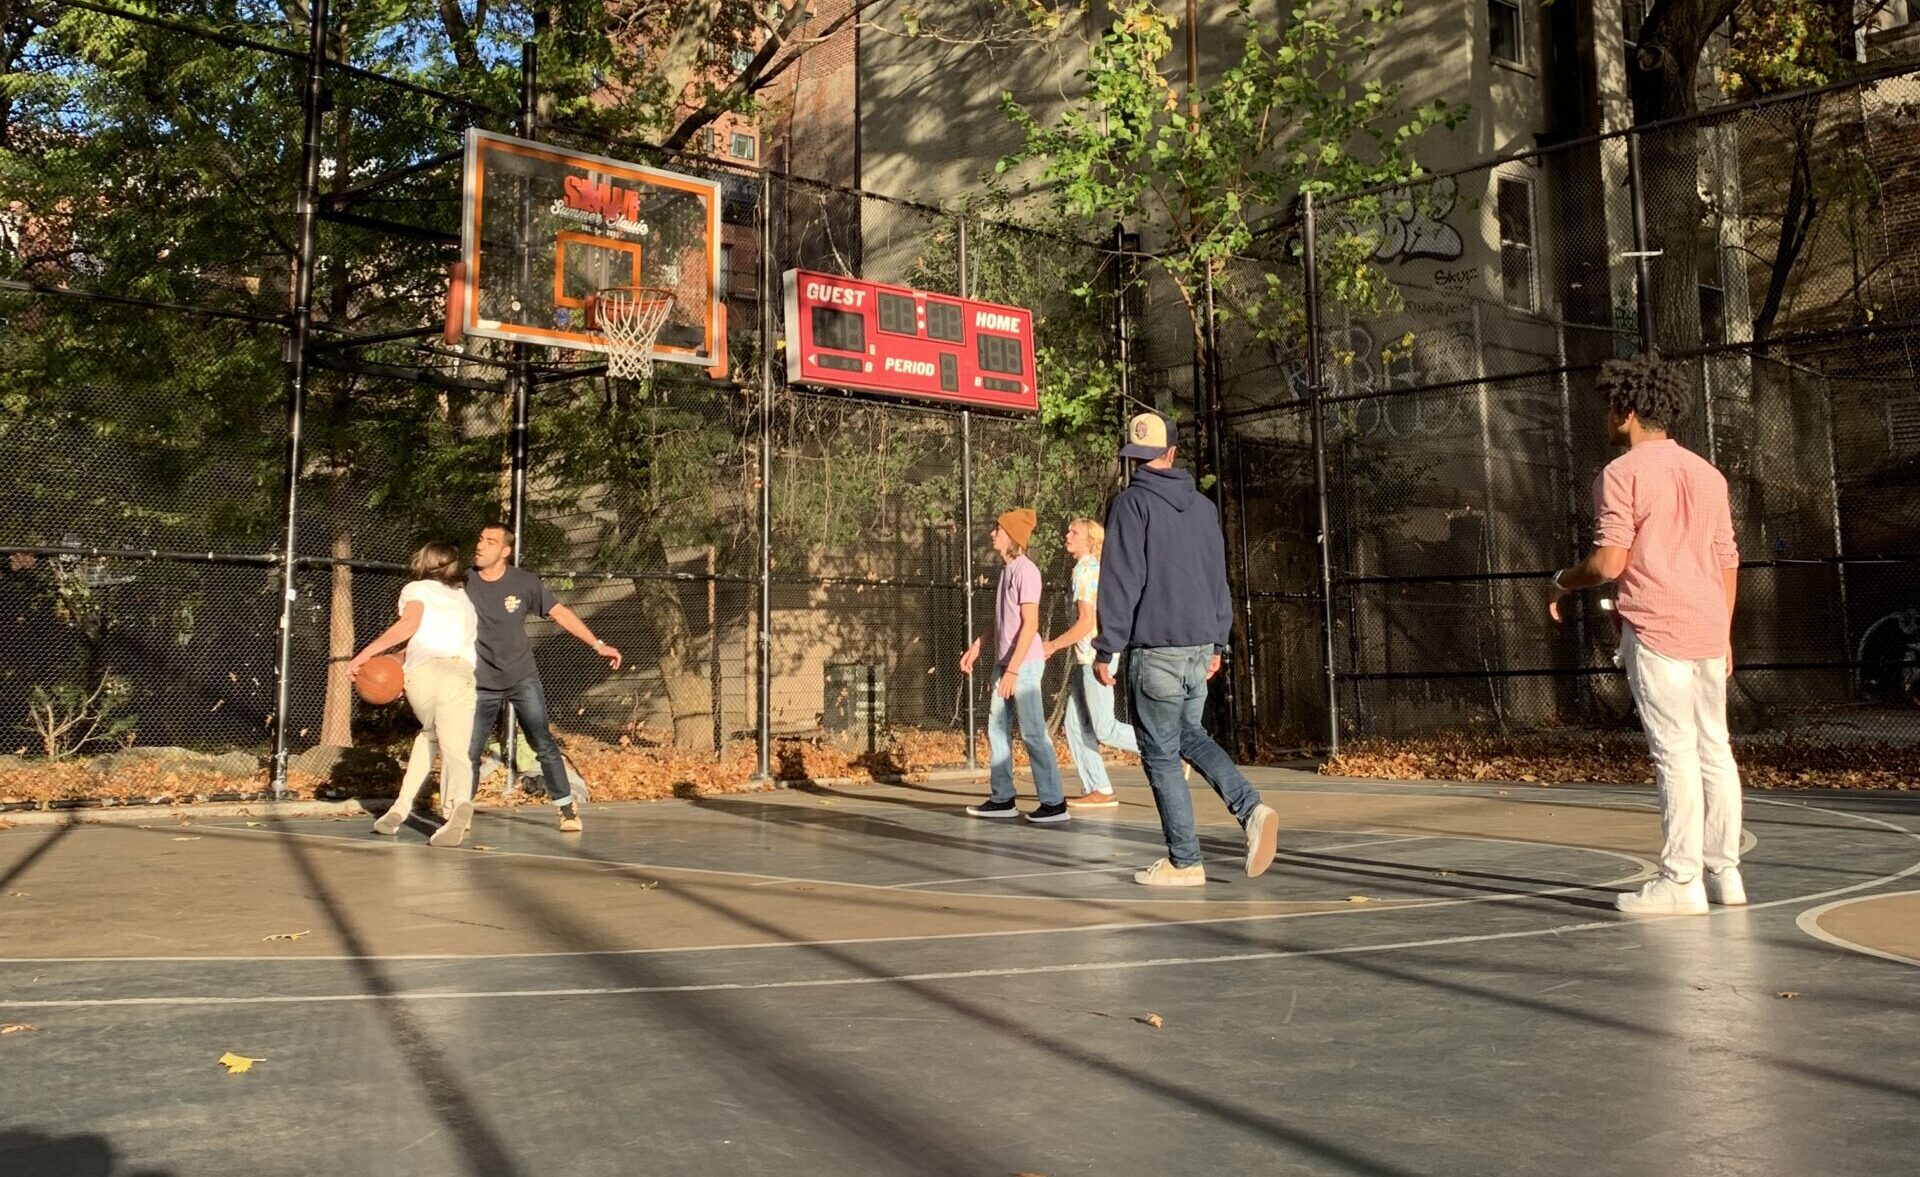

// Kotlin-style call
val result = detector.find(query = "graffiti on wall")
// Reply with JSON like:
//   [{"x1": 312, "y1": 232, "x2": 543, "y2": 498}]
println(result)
[
  {"x1": 1351, "y1": 177, "x2": 1465, "y2": 265},
  {"x1": 1280, "y1": 319, "x2": 1477, "y2": 440}
]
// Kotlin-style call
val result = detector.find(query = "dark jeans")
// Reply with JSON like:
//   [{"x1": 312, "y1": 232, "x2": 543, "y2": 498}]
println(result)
[
  {"x1": 1127, "y1": 644, "x2": 1262, "y2": 867},
  {"x1": 468, "y1": 673, "x2": 573, "y2": 805}
]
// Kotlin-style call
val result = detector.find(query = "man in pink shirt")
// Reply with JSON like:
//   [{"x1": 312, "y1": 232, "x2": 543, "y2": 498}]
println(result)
[{"x1": 1549, "y1": 355, "x2": 1744, "y2": 915}]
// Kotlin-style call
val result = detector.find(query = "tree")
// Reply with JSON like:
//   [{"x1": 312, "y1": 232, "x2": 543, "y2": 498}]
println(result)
[{"x1": 997, "y1": 1, "x2": 1462, "y2": 404}]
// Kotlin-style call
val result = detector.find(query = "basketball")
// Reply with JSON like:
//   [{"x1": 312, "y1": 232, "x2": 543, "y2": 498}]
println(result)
[{"x1": 354, "y1": 655, "x2": 405, "y2": 706}]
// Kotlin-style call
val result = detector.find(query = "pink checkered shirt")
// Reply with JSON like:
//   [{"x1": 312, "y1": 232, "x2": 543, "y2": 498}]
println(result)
[{"x1": 1591, "y1": 439, "x2": 1740, "y2": 661}]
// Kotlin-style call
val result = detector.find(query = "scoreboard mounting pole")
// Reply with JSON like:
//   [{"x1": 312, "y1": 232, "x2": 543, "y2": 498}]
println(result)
[{"x1": 958, "y1": 218, "x2": 977, "y2": 771}]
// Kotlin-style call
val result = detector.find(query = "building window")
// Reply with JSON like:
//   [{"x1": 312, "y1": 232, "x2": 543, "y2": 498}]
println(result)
[
  {"x1": 1888, "y1": 397, "x2": 1920, "y2": 456},
  {"x1": 1489, "y1": 0, "x2": 1525, "y2": 65},
  {"x1": 1496, "y1": 175, "x2": 1536, "y2": 312},
  {"x1": 731, "y1": 47, "x2": 755, "y2": 74},
  {"x1": 718, "y1": 244, "x2": 732, "y2": 302},
  {"x1": 730, "y1": 132, "x2": 757, "y2": 161}
]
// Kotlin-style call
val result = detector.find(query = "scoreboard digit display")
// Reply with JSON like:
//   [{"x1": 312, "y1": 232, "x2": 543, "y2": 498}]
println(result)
[{"x1": 782, "y1": 269, "x2": 1039, "y2": 414}]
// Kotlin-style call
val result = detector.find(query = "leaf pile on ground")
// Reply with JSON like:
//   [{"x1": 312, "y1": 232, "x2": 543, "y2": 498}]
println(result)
[
  {"x1": 1324, "y1": 731, "x2": 1920, "y2": 791},
  {"x1": 0, "y1": 727, "x2": 1024, "y2": 807}
]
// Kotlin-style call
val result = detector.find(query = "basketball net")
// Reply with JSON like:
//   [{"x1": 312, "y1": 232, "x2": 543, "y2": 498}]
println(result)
[{"x1": 590, "y1": 287, "x2": 675, "y2": 382}]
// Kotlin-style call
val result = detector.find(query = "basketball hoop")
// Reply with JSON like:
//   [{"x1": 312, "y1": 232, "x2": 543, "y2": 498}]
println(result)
[{"x1": 587, "y1": 286, "x2": 675, "y2": 382}]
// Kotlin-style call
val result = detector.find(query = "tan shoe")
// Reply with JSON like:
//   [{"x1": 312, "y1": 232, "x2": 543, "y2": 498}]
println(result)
[
  {"x1": 558, "y1": 801, "x2": 583, "y2": 833},
  {"x1": 1134, "y1": 858, "x2": 1206, "y2": 887},
  {"x1": 1243, "y1": 804, "x2": 1279, "y2": 878},
  {"x1": 1067, "y1": 791, "x2": 1119, "y2": 809}
]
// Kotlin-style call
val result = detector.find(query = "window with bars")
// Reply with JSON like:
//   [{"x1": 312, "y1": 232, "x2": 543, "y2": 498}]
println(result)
[
  {"x1": 1889, "y1": 398, "x2": 1920, "y2": 456},
  {"x1": 1496, "y1": 175, "x2": 1537, "y2": 312}
]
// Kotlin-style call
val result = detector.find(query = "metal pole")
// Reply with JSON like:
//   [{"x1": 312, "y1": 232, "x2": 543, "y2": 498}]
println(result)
[
  {"x1": 1235, "y1": 437, "x2": 1261, "y2": 748},
  {"x1": 1626, "y1": 129, "x2": 1656, "y2": 354},
  {"x1": 1302, "y1": 193, "x2": 1341, "y2": 756},
  {"x1": 503, "y1": 41, "x2": 537, "y2": 785},
  {"x1": 1820, "y1": 367, "x2": 1852, "y2": 692},
  {"x1": 1553, "y1": 319, "x2": 1589, "y2": 719},
  {"x1": 1471, "y1": 301, "x2": 1507, "y2": 729},
  {"x1": 958, "y1": 216, "x2": 977, "y2": 770},
  {"x1": 754, "y1": 167, "x2": 775, "y2": 780},
  {"x1": 269, "y1": 0, "x2": 330, "y2": 798}
]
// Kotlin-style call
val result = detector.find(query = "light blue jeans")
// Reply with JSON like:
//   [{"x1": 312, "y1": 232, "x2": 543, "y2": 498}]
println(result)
[
  {"x1": 1063, "y1": 663, "x2": 1139, "y2": 794},
  {"x1": 1128, "y1": 645, "x2": 1262, "y2": 867},
  {"x1": 987, "y1": 660, "x2": 1065, "y2": 805}
]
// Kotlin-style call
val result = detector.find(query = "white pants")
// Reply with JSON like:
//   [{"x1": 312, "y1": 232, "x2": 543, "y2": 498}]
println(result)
[
  {"x1": 389, "y1": 656, "x2": 477, "y2": 818},
  {"x1": 1621, "y1": 627, "x2": 1743, "y2": 882}
]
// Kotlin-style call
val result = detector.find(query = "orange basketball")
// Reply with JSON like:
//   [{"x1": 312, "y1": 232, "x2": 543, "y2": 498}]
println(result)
[{"x1": 354, "y1": 655, "x2": 405, "y2": 706}]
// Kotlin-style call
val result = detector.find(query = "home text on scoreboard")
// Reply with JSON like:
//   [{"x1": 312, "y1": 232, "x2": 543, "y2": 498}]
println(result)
[{"x1": 782, "y1": 269, "x2": 1039, "y2": 414}]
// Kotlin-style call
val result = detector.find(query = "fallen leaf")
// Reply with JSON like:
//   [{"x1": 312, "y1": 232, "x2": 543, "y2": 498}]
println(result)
[
  {"x1": 1347, "y1": 895, "x2": 1371, "y2": 904},
  {"x1": 1, "y1": 1022, "x2": 34, "y2": 1034},
  {"x1": 172, "y1": 836, "x2": 200, "y2": 842},
  {"x1": 1139, "y1": 1013, "x2": 1164, "y2": 1029},
  {"x1": 1433, "y1": 870, "x2": 1455, "y2": 877},
  {"x1": 244, "y1": 822, "x2": 262, "y2": 828},
  {"x1": 472, "y1": 844, "x2": 496, "y2": 852},
  {"x1": 261, "y1": 931, "x2": 309, "y2": 942},
  {"x1": 217, "y1": 1052, "x2": 265, "y2": 1074},
  {"x1": 1776, "y1": 991, "x2": 1802, "y2": 999}
]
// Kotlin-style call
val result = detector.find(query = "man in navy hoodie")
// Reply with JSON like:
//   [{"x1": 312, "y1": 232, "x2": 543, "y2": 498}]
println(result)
[{"x1": 1095, "y1": 412, "x2": 1279, "y2": 886}]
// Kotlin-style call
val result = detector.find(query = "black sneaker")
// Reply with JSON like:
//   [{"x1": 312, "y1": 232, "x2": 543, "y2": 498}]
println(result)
[
  {"x1": 1024, "y1": 801, "x2": 1070, "y2": 825},
  {"x1": 965, "y1": 798, "x2": 1019, "y2": 818}
]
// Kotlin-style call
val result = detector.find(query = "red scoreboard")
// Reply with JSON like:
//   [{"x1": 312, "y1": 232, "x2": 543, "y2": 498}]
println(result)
[{"x1": 782, "y1": 269, "x2": 1039, "y2": 414}]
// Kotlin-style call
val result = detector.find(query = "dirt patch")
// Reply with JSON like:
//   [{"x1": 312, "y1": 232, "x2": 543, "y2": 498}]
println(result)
[{"x1": 1322, "y1": 731, "x2": 1920, "y2": 791}]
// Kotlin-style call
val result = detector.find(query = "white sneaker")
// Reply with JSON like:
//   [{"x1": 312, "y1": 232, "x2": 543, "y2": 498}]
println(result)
[
  {"x1": 1704, "y1": 867, "x2": 1747, "y2": 906},
  {"x1": 1134, "y1": 858, "x2": 1206, "y2": 887},
  {"x1": 1243, "y1": 804, "x2": 1279, "y2": 878},
  {"x1": 1616, "y1": 875, "x2": 1708, "y2": 915}
]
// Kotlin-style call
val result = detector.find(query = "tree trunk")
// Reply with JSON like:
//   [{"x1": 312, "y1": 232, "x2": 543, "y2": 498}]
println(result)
[
  {"x1": 320, "y1": 526, "x2": 354, "y2": 746},
  {"x1": 634, "y1": 574, "x2": 714, "y2": 748},
  {"x1": 1629, "y1": 1, "x2": 1741, "y2": 352}
]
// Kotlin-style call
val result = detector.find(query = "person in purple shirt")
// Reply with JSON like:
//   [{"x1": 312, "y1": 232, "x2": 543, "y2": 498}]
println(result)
[{"x1": 960, "y1": 507, "x2": 1069, "y2": 824}]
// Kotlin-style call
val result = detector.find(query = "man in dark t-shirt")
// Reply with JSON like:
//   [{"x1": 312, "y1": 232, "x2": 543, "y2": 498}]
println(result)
[{"x1": 466, "y1": 523, "x2": 621, "y2": 832}]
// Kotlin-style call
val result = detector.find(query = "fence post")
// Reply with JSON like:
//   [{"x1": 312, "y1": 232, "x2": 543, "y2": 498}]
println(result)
[
  {"x1": 502, "y1": 40, "x2": 537, "y2": 783},
  {"x1": 1302, "y1": 192, "x2": 1341, "y2": 757},
  {"x1": 958, "y1": 216, "x2": 977, "y2": 770},
  {"x1": 1625, "y1": 129, "x2": 1656, "y2": 354},
  {"x1": 268, "y1": 0, "x2": 330, "y2": 798},
  {"x1": 753, "y1": 166, "x2": 775, "y2": 781}
]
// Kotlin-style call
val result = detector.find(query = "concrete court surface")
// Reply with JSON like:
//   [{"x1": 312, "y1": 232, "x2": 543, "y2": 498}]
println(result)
[{"x1": 1, "y1": 768, "x2": 1916, "y2": 1177}]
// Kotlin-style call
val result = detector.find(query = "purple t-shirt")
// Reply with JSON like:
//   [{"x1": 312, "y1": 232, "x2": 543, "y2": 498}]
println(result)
[{"x1": 995, "y1": 554, "x2": 1046, "y2": 669}]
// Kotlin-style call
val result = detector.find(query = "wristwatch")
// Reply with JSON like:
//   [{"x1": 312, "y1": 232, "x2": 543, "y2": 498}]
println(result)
[{"x1": 591, "y1": 638, "x2": 607, "y2": 652}]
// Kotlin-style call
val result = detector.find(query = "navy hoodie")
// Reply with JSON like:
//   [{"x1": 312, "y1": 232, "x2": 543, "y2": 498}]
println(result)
[{"x1": 1092, "y1": 464, "x2": 1234, "y2": 664}]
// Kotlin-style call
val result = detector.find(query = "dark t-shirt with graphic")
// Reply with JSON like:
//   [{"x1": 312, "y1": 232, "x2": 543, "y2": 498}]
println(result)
[{"x1": 465, "y1": 565, "x2": 559, "y2": 690}]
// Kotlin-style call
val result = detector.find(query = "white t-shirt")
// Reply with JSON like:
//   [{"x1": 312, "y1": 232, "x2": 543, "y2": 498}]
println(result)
[{"x1": 398, "y1": 580, "x2": 478, "y2": 671}]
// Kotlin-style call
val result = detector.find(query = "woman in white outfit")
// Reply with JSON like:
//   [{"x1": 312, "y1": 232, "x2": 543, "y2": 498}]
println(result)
[
  {"x1": 346, "y1": 542, "x2": 480, "y2": 847},
  {"x1": 1044, "y1": 518, "x2": 1145, "y2": 808}
]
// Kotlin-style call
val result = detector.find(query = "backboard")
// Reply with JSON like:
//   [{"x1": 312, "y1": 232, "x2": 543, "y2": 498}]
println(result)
[{"x1": 455, "y1": 129, "x2": 722, "y2": 369}]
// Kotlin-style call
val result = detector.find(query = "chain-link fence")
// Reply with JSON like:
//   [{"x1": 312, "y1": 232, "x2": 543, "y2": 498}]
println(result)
[
  {"x1": 0, "y1": 3, "x2": 1130, "y2": 793},
  {"x1": 1227, "y1": 65, "x2": 1920, "y2": 751},
  {"x1": 8, "y1": 3, "x2": 1920, "y2": 793}
]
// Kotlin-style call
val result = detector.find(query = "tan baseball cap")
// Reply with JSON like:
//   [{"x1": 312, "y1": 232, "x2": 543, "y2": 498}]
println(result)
[{"x1": 1120, "y1": 411, "x2": 1177, "y2": 460}]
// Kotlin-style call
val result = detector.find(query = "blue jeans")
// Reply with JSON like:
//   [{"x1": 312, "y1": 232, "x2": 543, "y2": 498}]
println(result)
[
  {"x1": 1127, "y1": 645, "x2": 1262, "y2": 867},
  {"x1": 468, "y1": 673, "x2": 574, "y2": 805},
  {"x1": 1062, "y1": 663, "x2": 1138, "y2": 793},
  {"x1": 987, "y1": 660, "x2": 1065, "y2": 805}
]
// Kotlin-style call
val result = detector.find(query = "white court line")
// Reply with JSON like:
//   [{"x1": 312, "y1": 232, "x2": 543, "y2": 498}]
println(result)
[
  {"x1": 1300, "y1": 834, "x2": 1427, "y2": 854},
  {"x1": 1795, "y1": 890, "x2": 1920, "y2": 970},
  {"x1": 886, "y1": 864, "x2": 1133, "y2": 889},
  {"x1": 8, "y1": 793, "x2": 1902, "y2": 982},
  {"x1": 0, "y1": 920, "x2": 1633, "y2": 1008},
  {"x1": 884, "y1": 836, "x2": 1428, "y2": 889}
]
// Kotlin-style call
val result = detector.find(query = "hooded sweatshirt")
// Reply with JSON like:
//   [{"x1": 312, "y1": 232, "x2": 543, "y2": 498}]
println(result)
[{"x1": 1092, "y1": 464, "x2": 1234, "y2": 664}]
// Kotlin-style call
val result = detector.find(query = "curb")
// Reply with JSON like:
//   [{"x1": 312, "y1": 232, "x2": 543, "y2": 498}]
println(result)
[{"x1": 0, "y1": 770, "x2": 988, "y2": 828}]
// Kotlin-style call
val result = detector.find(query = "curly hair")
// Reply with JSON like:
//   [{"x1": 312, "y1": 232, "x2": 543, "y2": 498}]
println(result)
[{"x1": 1595, "y1": 354, "x2": 1693, "y2": 431}]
